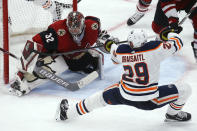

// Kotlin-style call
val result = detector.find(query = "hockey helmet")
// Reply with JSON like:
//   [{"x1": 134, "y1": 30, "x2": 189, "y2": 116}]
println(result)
[
  {"x1": 66, "y1": 11, "x2": 85, "y2": 36},
  {"x1": 127, "y1": 29, "x2": 148, "y2": 48}
]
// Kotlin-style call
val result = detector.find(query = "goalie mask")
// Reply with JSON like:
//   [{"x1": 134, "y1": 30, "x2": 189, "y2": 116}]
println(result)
[
  {"x1": 66, "y1": 11, "x2": 85, "y2": 45},
  {"x1": 127, "y1": 29, "x2": 148, "y2": 48}
]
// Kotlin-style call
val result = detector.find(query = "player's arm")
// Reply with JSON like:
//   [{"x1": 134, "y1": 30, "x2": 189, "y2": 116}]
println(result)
[
  {"x1": 32, "y1": 27, "x2": 58, "y2": 53},
  {"x1": 96, "y1": 30, "x2": 119, "y2": 54},
  {"x1": 159, "y1": 32, "x2": 183, "y2": 58},
  {"x1": 160, "y1": 0, "x2": 182, "y2": 34},
  {"x1": 160, "y1": 0, "x2": 178, "y2": 21}
]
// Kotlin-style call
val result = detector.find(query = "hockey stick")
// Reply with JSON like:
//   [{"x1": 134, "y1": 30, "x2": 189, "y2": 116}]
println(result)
[
  {"x1": 0, "y1": 47, "x2": 98, "y2": 90},
  {"x1": 32, "y1": 40, "x2": 128, "y2": 57},
  {"x1": 34, "y1": 66, "x2": 98, "y2": 91},
  {"x1": 0, "y1": 47, "x2": 19, "y2": 60},
  {"x1": 179, "y1": 2, "x2": 197, "y2": 26}
]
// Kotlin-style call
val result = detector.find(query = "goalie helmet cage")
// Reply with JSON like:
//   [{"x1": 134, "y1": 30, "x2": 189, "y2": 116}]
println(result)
[{"x1": 1, "y1": 0, "x2": 78, "y2": 84}]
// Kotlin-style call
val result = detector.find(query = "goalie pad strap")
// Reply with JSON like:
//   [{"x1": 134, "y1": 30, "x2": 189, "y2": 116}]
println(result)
[{"x1": 19, "y1": 40, "x2": 43, "y2": 73}]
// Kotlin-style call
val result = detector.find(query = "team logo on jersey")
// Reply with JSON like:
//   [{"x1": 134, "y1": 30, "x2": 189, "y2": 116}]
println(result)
[
  {"x1": 57, "y1": 29, "x2": 66, "y2": 36},
  {"x1": 91, "y1": 23, "x2": 99, "y2": 30}
]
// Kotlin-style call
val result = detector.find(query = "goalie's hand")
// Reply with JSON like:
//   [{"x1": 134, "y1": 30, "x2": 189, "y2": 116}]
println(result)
[{"x1": 104, "y1": 40, "x2": 116, "y2": 53}]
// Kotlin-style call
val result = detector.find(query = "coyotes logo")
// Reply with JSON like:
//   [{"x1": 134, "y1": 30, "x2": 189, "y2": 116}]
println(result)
[{"x1": 91, "y1": 23, "x2": 99, "y2": 30}]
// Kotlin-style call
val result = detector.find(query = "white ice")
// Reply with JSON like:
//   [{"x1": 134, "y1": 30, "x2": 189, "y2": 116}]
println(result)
[{"x1": 0, "y1": 0, "x2": 197, "y2": 131}]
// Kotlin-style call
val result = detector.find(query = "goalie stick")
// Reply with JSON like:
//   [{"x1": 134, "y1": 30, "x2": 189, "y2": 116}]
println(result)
[
  {"x1": 0, "y1": 48, "x2": 98, "y2": 90},
  {"x1": 30, "y1": 40, "x2": 128, "y2": 57},
  {"x1": 179, "y1": 2, "x2": 197, "y2": 26},
  {"x1": 34, "y1": 66, "x2": 98, "y2": 91}
]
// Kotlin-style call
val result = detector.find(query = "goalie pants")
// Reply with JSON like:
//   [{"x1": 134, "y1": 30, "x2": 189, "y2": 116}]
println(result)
[
  {"x1": 152, "y1": 1, "x2": 197, "y2": 39},
  {"x1": 64, "y1": 52, "x2": 99, "y2": 74}
]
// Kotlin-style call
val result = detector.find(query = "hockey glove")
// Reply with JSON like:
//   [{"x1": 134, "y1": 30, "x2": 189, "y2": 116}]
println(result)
[
  {"x1": 169, "y1": 17, "x2": 183, "y2": 33},
  {"x1": 99, "y1": 30, "x2": 110, "y2": 40},
  {"x1": 104, "y1": 40, "x2": 116, "y2": 53},
  {"x1": 160, "y1": 25, "x2": 182, "y2": 41}
]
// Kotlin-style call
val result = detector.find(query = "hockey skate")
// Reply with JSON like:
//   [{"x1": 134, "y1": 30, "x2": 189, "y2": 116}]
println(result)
[
  {"x1": 191, "y1": 41, "x2": 197, "y2": 63},
  {"x1": 9, "y1": 73, "x2": 31, "y2": 96},
  {"x1": 127, "y1": 11, "x2": 145, "y2": 26},
  {"x1": 55, "y1": 99, "x2": 69, "y2": 121},
  {"x1": 165, "y1": 111, "x2": 191, "y2": 122}
]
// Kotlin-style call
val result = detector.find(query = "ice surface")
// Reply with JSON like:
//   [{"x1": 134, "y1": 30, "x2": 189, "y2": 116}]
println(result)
[{"x1": 0, "y1": 0, "x2": 197, "y2": 131}]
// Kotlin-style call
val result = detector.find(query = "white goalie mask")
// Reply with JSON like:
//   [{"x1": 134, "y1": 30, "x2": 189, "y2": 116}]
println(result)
[{"x1": 127, "y1": 29, "x2": 148, "y2": 48}]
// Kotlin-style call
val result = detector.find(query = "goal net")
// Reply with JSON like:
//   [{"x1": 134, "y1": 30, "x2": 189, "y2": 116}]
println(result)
[{"x1": 0, "y1": 0, "x2": 76, "y2": 85}]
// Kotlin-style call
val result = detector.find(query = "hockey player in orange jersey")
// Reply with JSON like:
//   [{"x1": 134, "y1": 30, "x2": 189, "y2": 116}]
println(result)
[
  {"x1": 56, "y1": 28, "x2": 192, "y2": 122},
  {"x1": 9, "y1": 11, "x2": 118, "y2": 96}
]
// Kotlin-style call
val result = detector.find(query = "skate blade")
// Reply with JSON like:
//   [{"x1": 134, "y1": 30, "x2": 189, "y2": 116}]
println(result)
[
  {"x1": 55, "y1": 101, "x2": 61, "y2": 121},
  {"x1": 164, "y1": 118, "x2": 191, "y2": 122}
]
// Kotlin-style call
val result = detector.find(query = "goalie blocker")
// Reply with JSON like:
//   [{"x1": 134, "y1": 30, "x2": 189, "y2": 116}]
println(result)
[{"x1": 9, "y1": 40, "x2": 104, "y2": 96}]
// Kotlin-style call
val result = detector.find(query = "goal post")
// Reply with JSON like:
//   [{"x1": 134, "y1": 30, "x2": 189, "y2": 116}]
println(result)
[
  {"x1": 0, "y1": 0, "x2": 78, "y2": 84},
  {"x1": 2, "y1": 0, "x2": 9, "y2": 84}
]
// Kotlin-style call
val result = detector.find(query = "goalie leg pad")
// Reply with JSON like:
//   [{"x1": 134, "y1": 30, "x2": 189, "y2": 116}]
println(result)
[
  {"x1": 18, "y1": 40, "x2": 43, "y2": 73},
  {"x1": 10, "y1": 56, "x2": 69, "y2": 96}
]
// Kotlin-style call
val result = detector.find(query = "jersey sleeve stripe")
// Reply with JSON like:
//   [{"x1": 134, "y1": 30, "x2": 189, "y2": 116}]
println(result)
[
  {"x1": 76, "y1": 103, "x2": 83, "y2": 115},
  {"x1": 79, "y1": 101, "x2": 86, "y2": 114},
  {"x1": 82, "y1": 100, "x2": 89, "y2": 113},
  {"x1": 170, "y1": 103, "x2": 184, "y2": 110},
  {"x1": 169, "y1": 37, "x2": 183, "y2": 50}
]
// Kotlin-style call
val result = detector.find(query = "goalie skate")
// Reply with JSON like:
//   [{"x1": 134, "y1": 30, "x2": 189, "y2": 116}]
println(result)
[
  {"x1": 165, "y1": 111, "x2": 191, "y2": 122},
  {"x1": 55, "y1": 99, "x2": 69, "y2": 121},
  {"x1": 9, "y1": 73, "x2": 31, "y2": 96},
  {"x1": 127, "y1": 11, "x2": 145, "y2": 26}
]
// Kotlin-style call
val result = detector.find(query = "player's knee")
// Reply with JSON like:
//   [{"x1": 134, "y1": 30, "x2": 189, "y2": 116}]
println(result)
[
  {"x1": 175, "y1": 82, "x2": 192, "y2": 101},
  {"x1": 103, "y1": 87, "x2": 122, "y2": 105}
]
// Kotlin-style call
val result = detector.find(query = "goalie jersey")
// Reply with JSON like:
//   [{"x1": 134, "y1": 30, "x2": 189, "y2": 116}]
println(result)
[{"x1": 110, "y1": 35, "x2": 183, "y2": 101}]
